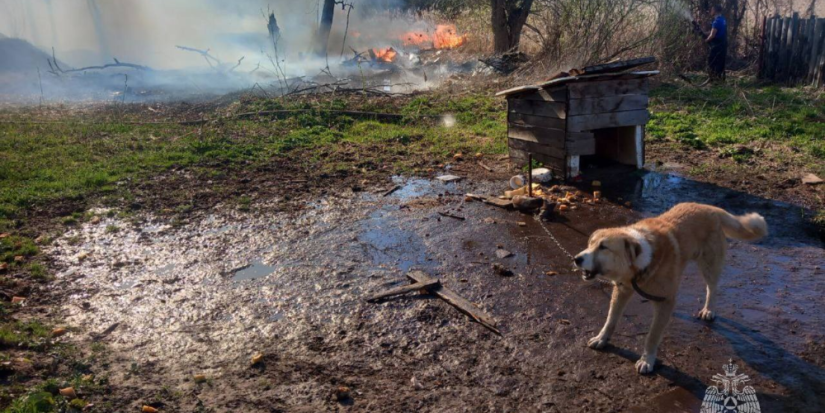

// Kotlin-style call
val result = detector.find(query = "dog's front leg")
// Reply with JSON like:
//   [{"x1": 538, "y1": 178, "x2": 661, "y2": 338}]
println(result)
[
  {"x1": 636, "y1": 298, "x2": 676, "y2": 374},
  {"x1": 588, "y1": 284, "x2": 633, "y2": 349}
]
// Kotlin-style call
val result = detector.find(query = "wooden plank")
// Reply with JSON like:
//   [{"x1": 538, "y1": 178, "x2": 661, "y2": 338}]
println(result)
[
  {"x1": 567, "y1": 94, "x2": 648, "y2": 115},
  {"x1": 508, "y1": 112, "x2": 566, "y2": 130},
  {"x1": 367, "y1": 279, "x2": 440, "y2": 302},
  {"x1": 808, "y1": 19, "x2": 824, "y2": 83},
  {"x1": 765, "y1": 17, "x2": 777, "y2": 79},
  {"x1": 786, "y1": 13, "x2": 799, "y2": 82},
  {"x1": 508, "y1": 98, "x2": 566, "y2": 119},
  {"x1": 803, "y1": 16, "x2": 816, "y2": 80},
  {"x1": 508, "y1": 123, "x2": 566, "y2": 148},
  {"x1": 566, "y1": 110, "x2": 650, "y2": 132},
  {"x1": 567, "y1": 78, "x2": 649, "y2": 99},
  {"x1": 779, "y1": 16, "x2": 790, "y2": 79},
  {"x1": 566, "y1": 137, "x2": 595, "y2": 156},
  {"x1": 407, "y1": 270, "x2": 501, "y2": 335},
  {"x1": 465, "y1": 193, "x2": 513, "y2": 209},
  {"x1": 769, "y1": 16, "x2": 782, "y2": 79},
  {"x1": 576, "y1": 57, "x2": 656, "y2": 76},
  {"x1": 508, "y1": 147, "x2": 565, "y2": 173},
  {"x1": 513, "y1": 88, "x2": 568, "y2": 102},
  {"x1": 758, "y1": 16, "x2": 769, "y2": 78},
  {"x1": 508, "y1": 137, "x2": 566, "y2": 159},
  {"x1": 811, "y1": 19, "x2": 825, "y2": 84}
]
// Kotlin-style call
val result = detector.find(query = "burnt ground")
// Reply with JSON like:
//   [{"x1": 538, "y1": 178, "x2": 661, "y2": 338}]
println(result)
[{"x1": 35, "y1": 161, "x2": 825, "y2": 412}]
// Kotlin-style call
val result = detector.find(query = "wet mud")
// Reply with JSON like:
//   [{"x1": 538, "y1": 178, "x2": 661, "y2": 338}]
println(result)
[{"x1": 45, "y1": 170, "x2": 825, "y2": 412}]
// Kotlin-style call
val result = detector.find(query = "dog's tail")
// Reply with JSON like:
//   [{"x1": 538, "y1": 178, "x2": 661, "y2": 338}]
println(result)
[{"x1": 718, "y1": 210, "x2": 768, "y2": 241}]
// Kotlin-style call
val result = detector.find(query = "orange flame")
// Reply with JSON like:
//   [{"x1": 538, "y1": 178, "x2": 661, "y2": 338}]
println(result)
[
  {"x1": 433, "y1": 24, "x2": 467, "y2": 49},
  {"x1": 400, "y1": 24, "x2": 467, "y2": 49},
  {"x1": 372, "y1": 47, "x2": 398, "y2": 63}
]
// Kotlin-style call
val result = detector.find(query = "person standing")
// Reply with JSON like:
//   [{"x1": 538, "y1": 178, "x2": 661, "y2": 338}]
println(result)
[{"x1": 705, "y1": 5, "x2": 727, "y2": 81}]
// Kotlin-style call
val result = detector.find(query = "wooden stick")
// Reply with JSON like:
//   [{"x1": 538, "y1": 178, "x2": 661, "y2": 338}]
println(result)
[
  {"x1": 478, "y1": 161, "x2": 493, "y2": 172},
  {"x1": 438, "y1": 211, "x2": 466, "y2": 220},
  {"x1": 382, "y1": 185, "x2": 401, "y2": 197},
  {"x1": 407, "y1": 271, "x2": 501, "y2": 335},
  {"x1": 367, "y1": 279, "x2": 440, "y2": 302}
]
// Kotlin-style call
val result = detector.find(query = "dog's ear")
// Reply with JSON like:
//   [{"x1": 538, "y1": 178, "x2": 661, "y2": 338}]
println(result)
[{"x1": 625, "y1": 238, "x2": 641, "y2": 266}]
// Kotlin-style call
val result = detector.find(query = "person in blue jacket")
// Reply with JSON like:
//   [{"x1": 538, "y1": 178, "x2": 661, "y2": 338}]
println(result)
[{"x1": 705, "y1": 5, "x2": 727, "y2": 81}]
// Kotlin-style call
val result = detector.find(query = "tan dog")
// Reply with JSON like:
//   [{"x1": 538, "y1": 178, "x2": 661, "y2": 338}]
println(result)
[{"x1": 573, "y1": 203, "x2": 767, "y2": 374}]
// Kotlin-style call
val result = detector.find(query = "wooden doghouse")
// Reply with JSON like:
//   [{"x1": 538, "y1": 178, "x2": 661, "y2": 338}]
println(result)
[{"x1": 496, "y1": 61, "x2": 658, "y2": 179}]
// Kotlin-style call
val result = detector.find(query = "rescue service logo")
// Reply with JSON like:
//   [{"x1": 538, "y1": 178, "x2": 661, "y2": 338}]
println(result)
[{"x1": 700, "y1": 360, "x2": 761, "y2": 413}]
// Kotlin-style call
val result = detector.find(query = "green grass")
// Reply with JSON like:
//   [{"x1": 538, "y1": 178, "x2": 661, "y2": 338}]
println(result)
[
  {"x1": 0, "y1": 93, "x2": 507, "y2": 223},
  {"x1": 649, "y1": 81, "x2": 825, "y2": 174},
  {"x1": 0, "y1": 320, "x2": 51, "y2": 349}
]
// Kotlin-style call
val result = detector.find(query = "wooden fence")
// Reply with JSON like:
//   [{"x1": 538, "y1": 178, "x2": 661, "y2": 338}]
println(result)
[{"x1": 760, "y1": 13, "x2": 825, "y2": 87}]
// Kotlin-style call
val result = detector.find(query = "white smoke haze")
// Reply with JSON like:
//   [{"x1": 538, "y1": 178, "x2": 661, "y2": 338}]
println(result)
[{"x1": 0, "y1": 0, "x2": 460, "y2": 103}]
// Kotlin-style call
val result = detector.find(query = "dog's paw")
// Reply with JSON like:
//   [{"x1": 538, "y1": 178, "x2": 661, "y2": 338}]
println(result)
[
  {"x1": 635, "y1": 355, "x2": 656, "y2": 375},
  {"x1": 587, "y1": 335, "x2": 609, "y2": 349},
  {"x1": 697, "y1": 309, "x2": 716, "y2": 321}
]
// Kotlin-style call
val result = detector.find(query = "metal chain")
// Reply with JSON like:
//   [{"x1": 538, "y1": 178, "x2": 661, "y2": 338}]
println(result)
[{"x1": 534, "y1": 215, "x2": 612, "y2": 285}]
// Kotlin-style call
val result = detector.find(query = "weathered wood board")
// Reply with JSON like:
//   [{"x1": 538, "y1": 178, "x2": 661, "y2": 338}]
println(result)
[
  {"x1": 508, "y1": 98, "x2": 567, "y2": 119},
  {"x1": 567, "y1": 94, "x2": 648, "y2": 116},
  {"x1": 566, "y1": 110, "x2": 650, "y2": 132},
  {"x1": 407, "y1": 271, "x2": 501, "y2": 335},
  {"x1": 508, "y1": 124, "x2": 566, "y2": 148},
  {"x1": 366, "y1": 279, "x2": 440, "y2": 302},
  {"x1": 508, "y1": 137, "x2": 566, "y2": 159},
  {"x1": 508, "y1": 112, "x2": 566, "y2": 130},
  {"x1": 567, "y1": 79, "x2": 649, "y2": 99}
]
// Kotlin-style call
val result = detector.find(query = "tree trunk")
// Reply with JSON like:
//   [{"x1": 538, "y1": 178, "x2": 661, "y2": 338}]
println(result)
[
  {"x1": 491, "y1": 0, "x2": 534, "y2": 54},
  {"x1": 314, "y1": 0, "x2": 336, "y2": 57}
]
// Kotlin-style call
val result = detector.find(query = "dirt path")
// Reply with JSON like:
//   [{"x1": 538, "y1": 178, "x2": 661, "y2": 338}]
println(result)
[{"x1": 43, "y1": 170, "x2": 824, "y2": 412}]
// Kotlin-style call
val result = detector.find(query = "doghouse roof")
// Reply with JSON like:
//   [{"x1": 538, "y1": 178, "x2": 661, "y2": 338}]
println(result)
[{"x1": 495, "y1": 56, "x2": 659, "y2": 98}]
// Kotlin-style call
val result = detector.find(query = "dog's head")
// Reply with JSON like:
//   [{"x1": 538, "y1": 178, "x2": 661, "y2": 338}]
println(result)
[{"x1": 573, "y1": 228, "x2": 652, "y2": 283}]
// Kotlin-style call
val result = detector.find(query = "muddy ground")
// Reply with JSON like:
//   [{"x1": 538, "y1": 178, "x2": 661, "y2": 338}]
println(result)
[{"x1": 37, "y1": 163, "x2": 825, "y2": 412}]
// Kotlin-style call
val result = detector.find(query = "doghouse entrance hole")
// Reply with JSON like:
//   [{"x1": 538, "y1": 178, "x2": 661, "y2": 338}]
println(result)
[{"x1": 584, "y1": 125, "x2": 644, "y2": 169}]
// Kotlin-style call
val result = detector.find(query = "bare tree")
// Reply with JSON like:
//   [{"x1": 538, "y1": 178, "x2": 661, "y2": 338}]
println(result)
[
  {"x1": 491, "y1": 0, "x2": 535, "y2": 54},
  {"x1": 314, "y1": 0, "x2": 337, "y2": 57}
]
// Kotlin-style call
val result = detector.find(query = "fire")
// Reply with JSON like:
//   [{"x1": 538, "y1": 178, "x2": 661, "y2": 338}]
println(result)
[
  {"x1": 433, "y1": 24, "x2": 467, "y2": 49},
  {"x1": 372, "y1": 47, "x2": 398, "y2": 63},
  {"x1": 400, "y1": 24, "x2": 467, "y2": 49}
]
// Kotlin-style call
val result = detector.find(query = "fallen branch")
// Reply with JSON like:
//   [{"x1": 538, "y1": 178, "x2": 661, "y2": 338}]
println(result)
[
  {"x1": 176, "y1": 45, "x2": 222, "y2": 68},
  {"x1": 438, "y1": 211, "x2": 466, "y2": 220}
]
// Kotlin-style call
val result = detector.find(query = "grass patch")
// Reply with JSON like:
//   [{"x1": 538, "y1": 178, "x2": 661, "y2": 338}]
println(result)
[
  {"x1": 0, "y1": 320, "x2": 51, "y2": 349},
  {"x1": 649, "y1": 81, "x2": 825, "y2": 175}
]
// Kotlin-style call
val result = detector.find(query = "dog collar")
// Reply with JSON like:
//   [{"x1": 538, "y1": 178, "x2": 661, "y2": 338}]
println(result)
[{"x1": 631, "y1": 268, "x2": 666, "y2": 302}]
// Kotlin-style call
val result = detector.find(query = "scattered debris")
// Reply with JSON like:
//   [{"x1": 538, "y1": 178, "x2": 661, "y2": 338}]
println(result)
[
  {"x1": 391, "y1": 271, "x2": 501, "y2": 335},
  {"x1": 495, "y1": 249, "x2": 513, "y2": 259},
  {"x1": 453, "y1": 152, "x2": 464, "y2": 161},
  {"x1": 367, "y1": 278, "x2": 440, "y2": 302},
  {"x1": 478, "y1": 161, "x2": 494, "y2": 172},
  {"x1": 334, "y1": 386, "x2": 351, "y2": 402},
  {"x1": 512, "y1": 195, "x2": 543, "y2": 212},
  {"x1": 438, "y1": 211, "x2": 466, "y2": 221},
  {"x1": 59, "y1": 387, "x2": 77, "y2": 399},
  {"x1": 558, "y1": 205, "x2": 569, "y2": 212},
  {"x1": 52, "y1": 327, "x2": 67, "y2": 337},
  {"x1": 382, "y1": 185, "x2": 402, "y2": 197},
  {"x1": 13, "y1": 255, "x2": 24, "y2": 263},
  {"x1": 545, "y1": 271, "x2": 558, "y2": 276},
  {"x1": 251, "y1": 353, "x2": 264, "y2": 366},
  {"x1": 193, "y1": 374, "x2": 207, "y2": 384},
  {"x1": 802, "y1": 173, "x2": 823, "y2": 185},
  {"x1": 0, "y1": 233, "x2": 8, "y2": 238},
  {"x1": 0, "y1": 263, "x2": 6, "y2": 272},
  {"x1": 410, "y1": 376, "x2": 424, "y2": 390},
  {"x1": 466, "y1": 193, "x2": 513, "y2": 209},
  {"x1": 517, "y1": 222, "x2": 527, "y2": 227},
  {"x1": 90, "y1": 322, "x2": 119, "y2": 341},
  {"x1": 142, "y1": 406, "x2": 159, "y2": 413},
  {"x1": 492, "y1": 263, "x2": 514, "y2": 277},
  {"x1": 436, "y1": 175, "x2": 463, "y2": 183},
  {"x1": 11, "y1": 296, "x2": 25, "y2": 304}
]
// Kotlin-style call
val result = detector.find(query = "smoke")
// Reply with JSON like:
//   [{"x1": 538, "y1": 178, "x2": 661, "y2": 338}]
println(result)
[{"x1": 0, "y1": 0, "x2": 455, "y2": 102}]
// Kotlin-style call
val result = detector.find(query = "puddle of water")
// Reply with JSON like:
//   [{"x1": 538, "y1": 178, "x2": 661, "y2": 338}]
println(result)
[
  {"x1": 231, "y1": 260, "x2": 277, "y2": 281},
  {"x1": 359, "y1": 210, "x2": 436, "y2": 272}
]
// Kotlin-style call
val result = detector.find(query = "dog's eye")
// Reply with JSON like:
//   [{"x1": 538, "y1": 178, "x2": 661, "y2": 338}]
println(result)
[{"x1": 598, "y1": 243, "x2": 607, "y2": 250}]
